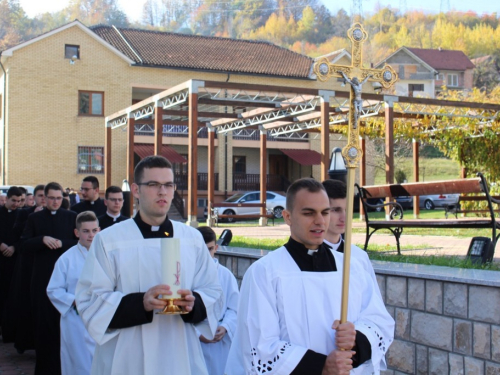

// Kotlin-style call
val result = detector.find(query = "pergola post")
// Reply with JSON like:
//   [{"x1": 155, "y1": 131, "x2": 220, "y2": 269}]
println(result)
[
  {"x1": 384, "y1": 97, "x2": 396, "y2": 219},
  {"x1": 207, "y1": 124, "x2": 216, "y2": 227},
  {"x1": 154, "y1": 101, "x2": 163, "y2": 155},
  {"x1": 104, "y1": 123, "x2": 112, "y2": 190},
  {"x1": 359, "y1": 135, "x2": 366, "y2": 221},
  {"x1": 127, "y1": 112, "x2": 135, "y2": 216},
  {"x1": 413, "y1": 138, "x2": 420, "y2": 218},
  {"x1": 319, "y1": 92, "x2": 331, "y2": 181},
  {"x1": 186, "y1": 83, "x2": 199, "y2": 227},
  {"x1": 259, "y1": 127, "x2": 268, "y2": 226}
]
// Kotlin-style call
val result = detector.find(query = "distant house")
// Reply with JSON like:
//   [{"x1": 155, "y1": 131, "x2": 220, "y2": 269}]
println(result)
[{"x1": 376, "y1": 47, "x2": 475, "y2": 98}]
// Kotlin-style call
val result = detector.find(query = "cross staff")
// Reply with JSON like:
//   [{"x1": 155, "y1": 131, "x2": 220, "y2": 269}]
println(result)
[{"x1": 313, "y1": 22, "x2": 398, "y2": 323}]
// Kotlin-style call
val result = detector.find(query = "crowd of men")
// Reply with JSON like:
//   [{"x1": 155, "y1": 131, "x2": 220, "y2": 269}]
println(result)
[{"x1": 0, "y1": 155, "x2": 394, "y2": 375}]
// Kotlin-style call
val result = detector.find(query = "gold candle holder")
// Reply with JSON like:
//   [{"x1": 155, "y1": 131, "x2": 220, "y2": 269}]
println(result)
[{"x1": 156, "y1": 297, "x2": 189, "y2": 315}]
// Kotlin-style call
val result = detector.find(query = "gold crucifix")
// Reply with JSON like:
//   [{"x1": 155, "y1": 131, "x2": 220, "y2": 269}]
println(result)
[{"x1": 312, "y1": 22, "x2": 398, "y2": 324}]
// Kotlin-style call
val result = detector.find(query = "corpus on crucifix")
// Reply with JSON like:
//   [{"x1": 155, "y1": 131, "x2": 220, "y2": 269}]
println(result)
[{"x1": 313, "y1": 23, "x2": 398, "y2": 323}]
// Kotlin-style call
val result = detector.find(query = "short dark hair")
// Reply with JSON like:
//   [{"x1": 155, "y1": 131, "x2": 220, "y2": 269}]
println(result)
[
  {"x1": 26, "y1": 193, "x2": 33, "y2": 197},
  {"x1": 34, "y1": 184, "x2": 45, "y2": 195},
  {"x1": 322, "y1": 179, "x2": 347, "y2": 200},
  {"x1": 44, "y1": 182, "x2": 64, "y2": 196},
  {"x1": 76, "y1": 211, "x2": 98, "y2": 229},
  {"x1": 7, "y1": 186, "x2": 23, "y2": 198},
  {"x1": 105, "y1": 186, "x2": 123, "y2": 199},
  {"x1": 134, "y1": 156, "x2": 173, "y2": 184},
  {"x1": 286, "y1": 178, "x2": 325, "y2": 211},
  {"x1": 197, "y1": 226, "x2": 217, "y2": 245},
  {"x1": 82, "y1": 176, "x2": 99, "y2": 189},
  {"x1": 17, "y1": 186, "x2": 27, "y2": 195}
]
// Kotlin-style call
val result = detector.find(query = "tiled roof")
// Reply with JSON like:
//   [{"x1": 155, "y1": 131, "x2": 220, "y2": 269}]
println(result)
[
  {"x1": 407, "y1": 48, "x2": 475, "y2": 71},
  {"x1": 91, "y1": 25, "x2": 313, "y2": 78}
]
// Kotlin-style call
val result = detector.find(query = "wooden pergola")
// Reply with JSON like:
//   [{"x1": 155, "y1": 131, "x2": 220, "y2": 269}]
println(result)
[{"x1": 105, "y1": 79, "x2": 500, "y2": 225}]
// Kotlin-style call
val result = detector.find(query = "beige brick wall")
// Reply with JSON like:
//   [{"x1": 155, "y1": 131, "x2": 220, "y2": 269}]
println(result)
[{"x1": 2, "y1": 23, "x2": 374, "y2": 189}]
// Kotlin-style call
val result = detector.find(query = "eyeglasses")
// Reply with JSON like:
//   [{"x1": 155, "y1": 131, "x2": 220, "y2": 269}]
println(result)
[
  {"x1": 80, "y1": 187, "x2": 94, "y2": 192},
  {"x1": 46, "y1": 196, "x2": 63, "y2": 201},
  {"x1": 107, "y1": 198, "x2": 124, "y2": 203},
  {"x1": 137, "y1": 181, "x2": 176, "y2": 191}
]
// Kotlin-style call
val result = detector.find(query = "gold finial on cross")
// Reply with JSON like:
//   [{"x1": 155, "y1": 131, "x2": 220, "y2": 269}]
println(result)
[{"x1": 313, "y1": 22, "x2": 398, "y2": 168}]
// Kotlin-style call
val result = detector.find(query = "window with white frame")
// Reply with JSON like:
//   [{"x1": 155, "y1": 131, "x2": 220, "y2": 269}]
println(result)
[
  {"x1": 447, "y1": 74, "x2": 459, "y2": 87},
  {"x1": 437, "y1": 73, "x2": 445, "y2": 81},
  {"x1": 78, "y1": 146, "x2": 104, "y2": 174}
]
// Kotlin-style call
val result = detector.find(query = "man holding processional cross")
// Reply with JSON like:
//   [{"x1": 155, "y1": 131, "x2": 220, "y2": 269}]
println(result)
[{"x1": 226, "y1": 23, "x2": 397, "y2": 375}]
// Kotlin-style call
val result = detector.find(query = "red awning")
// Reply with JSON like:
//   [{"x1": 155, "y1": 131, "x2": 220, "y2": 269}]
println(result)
[
  {"x1": 280, "y1": 149, "x2": 321, "y2": 166},
  {"x1": 134, "y1": 144, "x2": 187, "y2": 164}
]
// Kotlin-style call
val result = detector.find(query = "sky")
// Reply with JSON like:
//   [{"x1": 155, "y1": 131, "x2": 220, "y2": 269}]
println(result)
[{"x1": 17, "y1": 0, "x2": 500, "y2": 24}]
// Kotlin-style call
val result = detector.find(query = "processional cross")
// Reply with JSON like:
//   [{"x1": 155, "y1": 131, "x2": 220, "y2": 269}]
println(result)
[{"x1": 313, "y1": 23, "x2": 398, "y2": 323}]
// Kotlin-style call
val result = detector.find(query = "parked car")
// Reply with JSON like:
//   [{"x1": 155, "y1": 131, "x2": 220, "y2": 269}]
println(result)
[
  {"x1": 0, "y1": 185, "x2": 34, "y2": 194},
  {"x1": 353, "y1": 193, "x2": 385, "y2": 213},
  {"x1": 204, "y1": 191, "x2": 286, "y2": 222},
  {"x1": 395, "y1": 194, "x2": 460, "y2": 210}
]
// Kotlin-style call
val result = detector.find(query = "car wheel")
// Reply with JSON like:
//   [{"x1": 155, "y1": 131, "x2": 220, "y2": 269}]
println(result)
[
  {"x1": 424, "y1": 199, "x2": 435, "y2": 210},
  {"x1": 223, "y1": 209, "x2": 236, "y2": 223},
  {"x1": 273, "y1": 206, "x2": 284, "y2": 219}
]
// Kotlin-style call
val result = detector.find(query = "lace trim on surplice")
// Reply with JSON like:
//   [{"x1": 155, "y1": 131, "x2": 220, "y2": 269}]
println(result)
[{"x1": 250, "y1": 342, "x2": 292, "y2": 374}]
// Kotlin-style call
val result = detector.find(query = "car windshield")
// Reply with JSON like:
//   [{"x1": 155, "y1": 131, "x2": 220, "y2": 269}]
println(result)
[{"x1": 225, "y1": 193, "x2": 246, "y2": 203}]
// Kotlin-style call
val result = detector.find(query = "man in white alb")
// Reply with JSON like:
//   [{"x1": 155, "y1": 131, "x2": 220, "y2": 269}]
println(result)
[
  {"x1": 76, "y1": 156, "x2": 223, "y2": 375},
  {"x1": 226, "y1": 178, "x2": 394, "y2": 375}
]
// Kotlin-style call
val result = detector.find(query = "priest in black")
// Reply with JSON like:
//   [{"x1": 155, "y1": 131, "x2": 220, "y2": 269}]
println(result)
[
  {"x1": 23, "y1": 182, "x2": 77, "y2": 375},
  {"x1": 98, "y1": 185, "x2": 129, "y2": 230},
  {"x1": 71, "y1": 175, "x2": 106, "y2": 216},
  {"x1": 0, "y1": 186, "x2": 23, "y2": 333}
]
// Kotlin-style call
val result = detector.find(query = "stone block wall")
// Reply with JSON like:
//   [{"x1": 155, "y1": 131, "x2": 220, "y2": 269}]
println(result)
[{"x1": 216, "y1": 247, "x2": 500, "y2": 375}]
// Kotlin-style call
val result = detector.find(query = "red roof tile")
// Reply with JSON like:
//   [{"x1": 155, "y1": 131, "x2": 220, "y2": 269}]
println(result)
[
  {"x1": 91, "y1": 25, "x2": 313, "y2": 78},
  {"x1": 280, "y1": 149, "x2": 321, "y2": 165},
  {"x1": 134, "y1": 143, "x2": 186, "y2": 163},
  {"x1": 407, "y1": 48, "x2": 475, "y2": 71}
]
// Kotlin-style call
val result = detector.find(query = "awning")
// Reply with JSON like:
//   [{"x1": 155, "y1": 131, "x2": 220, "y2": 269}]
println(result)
[
  {"x1": 280, "y1": 149, "x2": 321, "y2": 166},
  {"x1": 134, "y1": 143, "x2": 187, "y2": 163}
]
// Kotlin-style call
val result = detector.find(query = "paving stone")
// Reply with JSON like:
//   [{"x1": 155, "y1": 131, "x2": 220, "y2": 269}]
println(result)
[
  {"x1": 492, "y1": 325, "x2": 500, "y2": 362},
  {"x1": 386, "y1": 339, "x2": 415, "y2": 373},
  {"x1": 450, "y1": 353, "x2": 465, "y2": 375},
  {"x1": 444, "y1": 282, "x2": 468, "y2": 318},
  {"x1": 429, "y1": 348, "x2": 449, "y2": 375},
  {"x1": 486, "y1": 362, "x2": 500, "y2": 375},
  {"x1": 416, "y1": 345, "x2": 428, "y2": 375},
  {"x1": 426, "y1": 280, "x2": 443, "y2": 314},
  {"x1": 469, "y1": 286, "x2": 500, "y2": 324},
  {"x1": 464, "y1": 356, "x2": 484, "y2": 375},
  {"x1": 386, "y1": 276, "x2": 407, "y2": 307},
  {"x1": 474, "y1": 322, "x2": 491, "y2": 360},
  {"x1": 408, "y1": 278, "x2": 425, "y2": 310},
  {"x1": 380, "y1": 370, "x2": 394, "y2": 375},
  {"x1": 395, "y1": 308, "x2": 410, "y2": 340},
  {"x1": 411, "y1": 311, "x2": 453, "y2": 350},
  {"x1": 454, "y1": 319, "x2": 472, "y2": 355}
]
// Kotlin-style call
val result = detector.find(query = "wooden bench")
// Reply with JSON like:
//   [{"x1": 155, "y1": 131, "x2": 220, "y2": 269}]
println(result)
[
  {"x1": 444, "y1": 195, "x2": 500, "y2": 219},
  {"x1": 209, "y1": 202, "x2": 275, "y2": 227},
  {"x1": 356, "y1": 173, "x2": 500, "y2": 256}
]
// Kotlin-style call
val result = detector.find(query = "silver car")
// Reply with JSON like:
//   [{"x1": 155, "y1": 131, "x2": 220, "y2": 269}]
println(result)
[
  {"x1": 206, "y1": 191, "x2": 286, "y2": 222},
  {"x1": 396, "y1": 194, "x2": 459, "y2": 210}
]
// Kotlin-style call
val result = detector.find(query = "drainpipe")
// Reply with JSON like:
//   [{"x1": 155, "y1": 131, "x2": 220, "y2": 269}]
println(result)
[{"x1": 0, "y1": 52, "x2": 6, "y2": 184}]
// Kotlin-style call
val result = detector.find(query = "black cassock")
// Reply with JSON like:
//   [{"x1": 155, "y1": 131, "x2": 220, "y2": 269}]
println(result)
[
  {"x1": 71, "y1": 197, "x2": 106, "y2": 216},
  {"x1": 97, "y1": 213, "x2": 129, "y2": 230},
  {"x1": 23, "y1": 208, "x2": 77, "y2": 375},
  {"x1": 2, "y1": 205, "x2": 39, "y2": 349},
  {"x1": 0, "y1": 206, "x2": 19, "y2": 331}
]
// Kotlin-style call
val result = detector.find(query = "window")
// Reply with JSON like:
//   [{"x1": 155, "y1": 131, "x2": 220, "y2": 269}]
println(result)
[
  {"x1": 233, "y1": 156, "x2": 246, "y2": 174},
  {"x1": 447, "y1": 74, "x2": 459, "y2": 87},
  {"x1": 437, "y1": 73, "x2": 445, "y2": 81},
  {"x1": 408, "y1": 84, "x2": 424, "y2": 92},
  {"x1": 78, "y1": 146, "x2": 104, "y2": 174},
  {"x1": 79, "y1": 91, "x2": 104, "y2": 116},
  {"x1": 65, "y1": 44, "x2": 80, "y2": 60}
]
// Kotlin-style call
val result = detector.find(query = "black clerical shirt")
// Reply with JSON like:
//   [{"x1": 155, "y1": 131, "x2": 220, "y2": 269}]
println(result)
[
  {"x1": 108, "y1": 212, "x2": 207, "y2": 329},
  {"x1": 284, "y1": 237, "x2": 371, "y2": 375}
]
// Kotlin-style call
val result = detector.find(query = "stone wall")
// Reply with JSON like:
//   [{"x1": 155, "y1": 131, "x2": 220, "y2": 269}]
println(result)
[{"x1": 216, "y1": 247, "x2": 500, "y2": 375}]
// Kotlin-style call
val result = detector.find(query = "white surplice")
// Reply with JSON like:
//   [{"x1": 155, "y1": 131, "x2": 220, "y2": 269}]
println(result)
[
  {"x1": 225, "y1": 245, "x2": 394, "y2": 375},
  {"x1": 199, "y1": 258, "x2": 239, "y2": 375},
  {"x1": 47, "y1": 243, "x2": 96, "y2": 375},
  {"x1": 75, "y1": 219, "x2": 223, "y2": 375}
]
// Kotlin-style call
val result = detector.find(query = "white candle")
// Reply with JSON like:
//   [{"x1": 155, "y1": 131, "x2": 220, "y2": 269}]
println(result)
[{"x1": 161, "y1": 238, "x2": 181, "y2": 298}]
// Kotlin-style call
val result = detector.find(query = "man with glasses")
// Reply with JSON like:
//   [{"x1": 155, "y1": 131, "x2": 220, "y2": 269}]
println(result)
[
  {"x1": 77, "y1": 155, "x2": 222, "y2": 375},
  {"x1": 98, "y1": 186, "x2": 128, "y2": 230},
  {"x1": 22, "y1": 182, "x2": 77, "y2": 375},
  {"x1": 71, "y1": 176, "x2": 106, "y2": 216}
]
